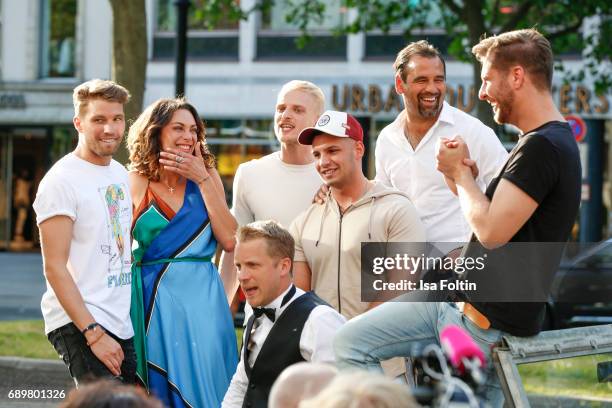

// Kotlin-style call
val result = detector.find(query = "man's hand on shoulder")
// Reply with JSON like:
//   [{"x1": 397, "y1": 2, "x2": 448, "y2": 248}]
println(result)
[{"x1": 312, "y1": 184, "x2": 329, "y2": 205}]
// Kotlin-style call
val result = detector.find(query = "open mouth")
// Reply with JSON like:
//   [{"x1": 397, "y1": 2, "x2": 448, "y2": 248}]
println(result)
[
  {"x1": 243, "y1": 286, "x2": 258, "y2": 298},
  {"x1": 420, "y1": 95, "x2": 439, "y2": 106},
  {"x1": 176, "y1": 144, "x2": 193, "y2": 153},
  {"x1": 321, "y1": 168, "x2": 337, "y2": 178},
  {"x1": 279, "y1": 123, "x2": 295, "y2": 132}
]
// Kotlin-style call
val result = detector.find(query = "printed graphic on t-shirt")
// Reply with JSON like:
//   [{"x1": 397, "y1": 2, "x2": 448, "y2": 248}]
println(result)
[{"x1": 99, "y1": 183, "x2": 132, "y2": 288}]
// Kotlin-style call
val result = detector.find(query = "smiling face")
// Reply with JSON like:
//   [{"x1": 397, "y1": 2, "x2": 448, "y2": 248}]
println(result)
[
  {"x1": 73, "y1": 98, "x2": 125, "y2": 165},
  {"x1": 312, "y1": 134, "x2": 363, "y2": 189},
  {"x1": 159, "y1": 109, "x2": 198, "y2": 155},
  {"x1": 478, "y1": 59, "x2": 515, "y2": 125},
  {"x1": 235, "y1": 237, "x2": 291, "y2": 308},
  {"x1": 274, "y1": 89, "x2": 321, "y2": 146},
  {"x1": 397, "y1": 55, "x2": 446, "y2": 120}
]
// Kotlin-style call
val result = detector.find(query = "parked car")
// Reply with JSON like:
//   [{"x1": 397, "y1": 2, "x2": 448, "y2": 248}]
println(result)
[{"x1": 547, "y1": 239, "x2": 612, "y2": 329}]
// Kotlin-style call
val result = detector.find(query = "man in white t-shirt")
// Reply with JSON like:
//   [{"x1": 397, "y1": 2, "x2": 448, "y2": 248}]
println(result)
[
  {"x1": 220, "y1": 80, "x2": 325, "y2": 304},
  {"x1": 375, "y1": 40, "x2": 508, "y2": 243},
  {"x1": 33, "y1": 79, "x2": 135, "y2": 385}
]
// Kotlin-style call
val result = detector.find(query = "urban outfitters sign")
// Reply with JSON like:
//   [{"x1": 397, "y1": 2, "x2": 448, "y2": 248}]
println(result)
[{"x1": 332, "y1": 83, "x2": 610, "y2": 116}]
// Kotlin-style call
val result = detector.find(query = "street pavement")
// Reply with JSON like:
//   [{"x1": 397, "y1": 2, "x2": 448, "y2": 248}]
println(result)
[
  {"x1": 0, "y1": 357, "x2": 72, "y2": 408},
  {"x1": 0, "y1": 252, "x2": 72, "y2": 407},
  {"x1": 0, "y1": 252, "x2": 45, "y2": 321}
]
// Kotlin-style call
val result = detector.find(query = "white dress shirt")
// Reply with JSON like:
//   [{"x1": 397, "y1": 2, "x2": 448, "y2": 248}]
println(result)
[
  {"x1": 375, "y1": 102, "x2": 508, "y2": 243},
  {"x1": 221, "y1": 285, "x2": 346, "y2": 408}
]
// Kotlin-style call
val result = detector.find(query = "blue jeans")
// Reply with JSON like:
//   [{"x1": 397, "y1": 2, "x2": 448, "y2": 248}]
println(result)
[
  {"x1": 333, "y1": 301, "x2": 504, "y2": 406},
  {"x1": 48, "y1": 322, "x2": 136, "y2": 386}
]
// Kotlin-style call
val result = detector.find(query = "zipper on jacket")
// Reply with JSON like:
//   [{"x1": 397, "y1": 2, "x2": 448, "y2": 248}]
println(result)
[{"x1": 337, "y1": 212, "x2": 343, "y2": 315}]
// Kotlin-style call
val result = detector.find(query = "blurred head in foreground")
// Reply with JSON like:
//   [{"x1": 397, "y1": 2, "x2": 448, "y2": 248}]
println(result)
[
  {"x1": 298, "y1": 371, "x2": 418, "y2": 408},
  {"x1": 269, "y1": 362, "x2": 338, "y2": 408}
]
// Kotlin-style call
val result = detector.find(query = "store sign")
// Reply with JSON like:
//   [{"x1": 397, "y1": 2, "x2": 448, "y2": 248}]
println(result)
[
  {"x1": 332, "y1": 83, "x2": 610, "y2": 116},
  {"x1": 0, "y1": 93, "x2": 26, "y2": 109},
  {"x1": 558, "y1": 84, "x2": 609, "y2": 115}
]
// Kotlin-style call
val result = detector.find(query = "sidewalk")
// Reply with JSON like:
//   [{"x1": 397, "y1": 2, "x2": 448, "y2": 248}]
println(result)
[
  {"x1": 0, "y1": 356, "x2": 73, "y2": 408},
  {"x1": 0, "y1": 253, "x2": 68, "y2": 406},
  {"x1": 0, "y1": 252, "x2": 45, "y2": 320}
]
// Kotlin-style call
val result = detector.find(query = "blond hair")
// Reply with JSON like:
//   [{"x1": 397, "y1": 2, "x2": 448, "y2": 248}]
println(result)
[
  {"x1": 127, "y1": 98, "x2": 215, "y2": 182},
  {"x1": 278, "y1": 80, "x2": 326, "y2": 115},
  {"x1": 237, "y1": 220, "x2": 295, "y2": 266},
  {"x1": 72, "y1": 79, "x2": 130, "y2": 117},
  {"x1": 472, "y1": 28, "x2": 553, "y2": 91},
  {"x1": 299, "y1": 371, "x2": 418, "y2": 408},
  {"x1": 269, "y1": 363, "x2": 338, "y2": 408}
]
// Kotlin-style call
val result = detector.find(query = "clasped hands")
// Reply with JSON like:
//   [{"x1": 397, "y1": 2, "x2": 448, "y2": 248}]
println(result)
[{"x1": 436, "y1": 136, "x2": 478, "y2": 195}]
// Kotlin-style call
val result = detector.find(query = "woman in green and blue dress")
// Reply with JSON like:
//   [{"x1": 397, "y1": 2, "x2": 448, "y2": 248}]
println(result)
[{"x1": 126, "y1": 98, "x2": 238, "y2": 407}]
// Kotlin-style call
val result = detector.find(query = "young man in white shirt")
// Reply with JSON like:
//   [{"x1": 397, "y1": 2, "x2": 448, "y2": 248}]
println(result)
[
  {"x1": 375, "y1": 40, "x2": 508, "y2": 243},
  {"x1": 220, "y1": 80, "x2": 325, "y2": 305},
  {"x1": 33, "y1": 79, "x2": 135, "y2": 385},
  {"x1": 222, "y1": 220, "x2": 345, "y2": 408}
]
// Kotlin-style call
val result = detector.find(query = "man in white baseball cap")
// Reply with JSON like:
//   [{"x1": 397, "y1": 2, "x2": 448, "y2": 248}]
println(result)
[
  {"x1": 289, "y1": 110, "x2": 426, "y2": 320},
  {"x1": 297, "y1": 110, "x2": 364, "y2": 145}
]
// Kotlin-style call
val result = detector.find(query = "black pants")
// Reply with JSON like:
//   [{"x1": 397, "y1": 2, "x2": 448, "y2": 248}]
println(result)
[{"x1": 48, "y1": 322, "x2": 136, "y2": 386}]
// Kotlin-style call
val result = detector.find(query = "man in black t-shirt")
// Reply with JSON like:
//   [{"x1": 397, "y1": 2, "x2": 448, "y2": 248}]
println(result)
[
  {"x1": 436, "y1": 29, "x2": 581, "y2": 336},
  {"x1": 333, "y1": 29, "x2": 580, "y2": 406}
]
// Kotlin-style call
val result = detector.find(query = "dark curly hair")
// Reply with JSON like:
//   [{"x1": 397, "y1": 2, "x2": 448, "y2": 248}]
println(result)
[{"x1": 127, "y1": 98, "x2": 215, "y2": 181}]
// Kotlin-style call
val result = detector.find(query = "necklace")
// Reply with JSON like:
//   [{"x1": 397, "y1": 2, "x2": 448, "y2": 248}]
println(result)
[
  {"x1": 161, "y1": 175, "x2": 184, "y2": 194},
  {"x1": 161, "y1": 179, "x2": 177, "y2": 194}
]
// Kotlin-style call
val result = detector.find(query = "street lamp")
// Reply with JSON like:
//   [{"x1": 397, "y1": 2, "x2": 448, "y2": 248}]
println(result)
[{"x1": 174, "y1": 0, "x2": 191, "y2": 97}]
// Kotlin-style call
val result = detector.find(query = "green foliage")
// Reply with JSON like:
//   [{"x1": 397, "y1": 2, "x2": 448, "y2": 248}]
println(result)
[
  {"x1": 191, "y1": 0, "x2": 245, "y2": 30},
  {"x1": 188, "y1": 0, "x2": 610, "y2": 94}
]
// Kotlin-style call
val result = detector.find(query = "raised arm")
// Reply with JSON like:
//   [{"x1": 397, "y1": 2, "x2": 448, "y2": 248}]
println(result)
[
  {"x1": 436, "y1": 136, "x2": 537, "y2": 248},
  {"x1": 160, "y1": 143, "x2": 237, "y2": 251}
]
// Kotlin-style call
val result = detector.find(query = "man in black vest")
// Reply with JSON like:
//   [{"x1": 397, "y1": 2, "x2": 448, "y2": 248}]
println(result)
[{"x1": 222, "y1": 220, "x2": 345, "y2": 408}]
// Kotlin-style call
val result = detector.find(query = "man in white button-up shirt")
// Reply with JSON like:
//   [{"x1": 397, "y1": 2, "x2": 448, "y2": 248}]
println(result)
[
  {"x1": 376, "y1": 40, "x2": 508, "y2": 243},
  {"x1": 222, "y1": 220, "x2": 345, "y2": 408}
]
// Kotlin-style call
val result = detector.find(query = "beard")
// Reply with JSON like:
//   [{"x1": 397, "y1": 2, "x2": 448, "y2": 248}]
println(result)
[
  {"x1": 491, "y1": 86, "x2": 514, "y2": 125},
  {"x1": 417, "y1": 93, "x2": 443, "y2": 118},
  {"x1": 89, "y1": 138, "x2": 120, "y2": 157}
]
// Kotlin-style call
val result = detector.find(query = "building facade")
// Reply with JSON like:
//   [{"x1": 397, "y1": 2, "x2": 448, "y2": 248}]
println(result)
[{"x1": 0, "y1": 0, "x2": 609, "y2": 250}]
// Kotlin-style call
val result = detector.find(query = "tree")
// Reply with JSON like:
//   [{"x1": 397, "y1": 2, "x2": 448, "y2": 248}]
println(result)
[
  {"x1": 193, "y1": 0, "x2": 611, "y2": 127},
  {"x1": 109, "y1": 0, "x2": 147, "y2": 163}
]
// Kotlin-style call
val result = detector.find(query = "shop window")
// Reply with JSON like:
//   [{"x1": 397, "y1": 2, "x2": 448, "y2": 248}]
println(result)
[
  {"x1": 40, "y1": 0, "x2": 77, "y2": 78},
  {"x1": 204, "y1": 118, "x2": 278, "y2": 204},
  {"x1": 256, "y1": 0, "x2": 347, "y2": 60},
  {"x1": 153, "y1": 0, "x2": 239, "y2": 60}
]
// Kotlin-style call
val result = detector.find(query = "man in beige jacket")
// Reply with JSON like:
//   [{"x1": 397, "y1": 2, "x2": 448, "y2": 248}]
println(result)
[{"x1": 289, "y1": 110, "x2": 426, "y2": 319}]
